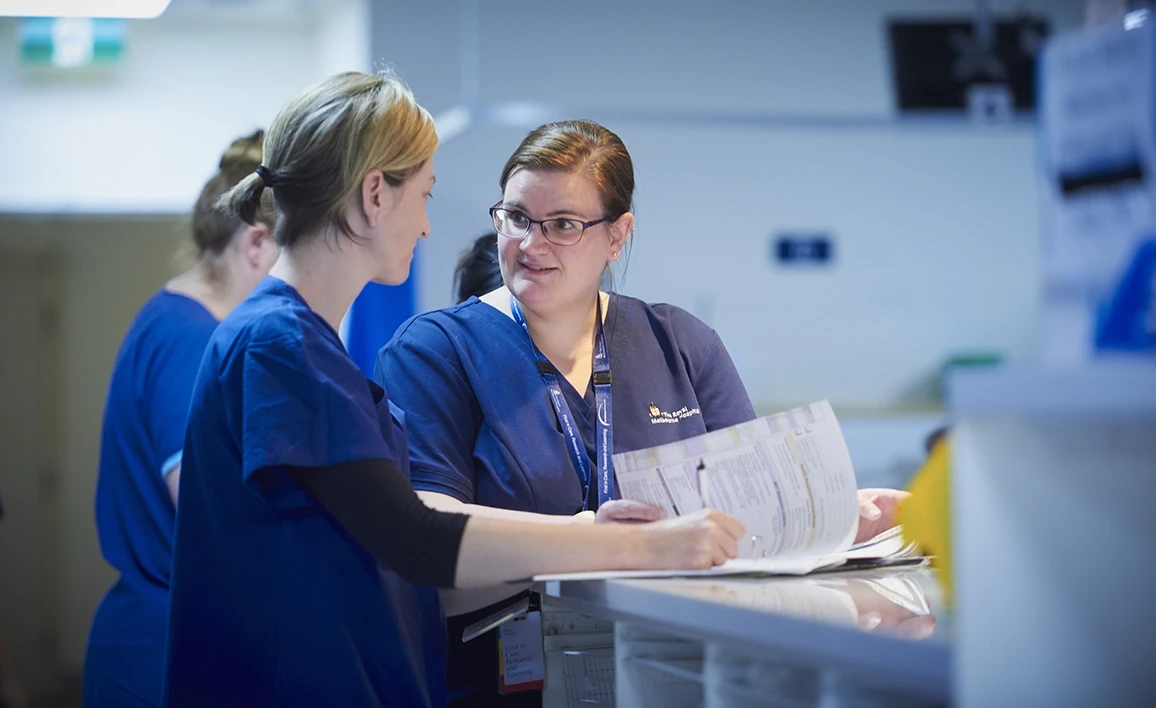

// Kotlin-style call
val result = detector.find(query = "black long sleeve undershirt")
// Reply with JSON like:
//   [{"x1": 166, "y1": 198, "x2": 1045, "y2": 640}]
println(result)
[{"x1": 289, "y1": 458, "x2": 469, "y2": 589}]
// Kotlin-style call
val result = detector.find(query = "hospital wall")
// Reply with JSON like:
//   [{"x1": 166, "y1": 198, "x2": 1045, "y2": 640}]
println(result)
[
  {"x1": 380, "y1": 0, "x2": 1084, "y2": 411},
  {"x1": 0, "y1": 0, "x2": 367, "y2": 214},
  {"x1": 0, "y1": 218, "x2": 179, "y2": 681}
]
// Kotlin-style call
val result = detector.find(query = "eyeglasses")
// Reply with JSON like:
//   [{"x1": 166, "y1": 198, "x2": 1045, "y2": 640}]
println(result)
[{"x1": 489, "y1": 201, "x2": 611, "y2": 246}]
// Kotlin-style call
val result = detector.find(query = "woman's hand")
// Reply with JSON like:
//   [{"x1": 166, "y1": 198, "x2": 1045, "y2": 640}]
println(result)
[
  {"x1": 856, "y1": 488, "x2": 911, "y2": 543},
  {"x1": 635, "y1": 508, "x2": 746, "y2": 570},
  {"x1": 594, "y1": 500, "x2": 667, "y2": 524}
]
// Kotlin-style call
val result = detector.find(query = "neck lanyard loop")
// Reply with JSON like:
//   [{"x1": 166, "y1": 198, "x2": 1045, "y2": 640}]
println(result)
[{"x1": 510, "y1": 295, "x2": 615, "y2": 510}]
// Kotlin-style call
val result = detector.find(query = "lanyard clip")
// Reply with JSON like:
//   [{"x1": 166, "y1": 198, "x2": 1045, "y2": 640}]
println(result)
[{"x1": 592, "y1": 371, "x2": 612, "y2": 386}]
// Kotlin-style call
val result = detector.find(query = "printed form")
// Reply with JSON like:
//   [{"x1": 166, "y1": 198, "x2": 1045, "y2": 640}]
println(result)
[{"x1": 537, "y1": 401, "x2": 877, "y2": 581}]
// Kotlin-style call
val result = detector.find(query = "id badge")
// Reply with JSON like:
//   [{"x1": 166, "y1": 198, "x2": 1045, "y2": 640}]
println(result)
[{"x1": 497, "y1": 610, "x2": 546, "y2": 693}]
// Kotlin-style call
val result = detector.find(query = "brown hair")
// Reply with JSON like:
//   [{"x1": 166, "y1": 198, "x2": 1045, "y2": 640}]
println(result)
[
  {"x1": 221, "y1": 71, "x2": 438, "y2": 249},
  {"x1": 499, "y1": 120, "x2": 634, "y2": 221},
  {"x1": 190, "y1": 130, "x2": 274, "y2": 265}
]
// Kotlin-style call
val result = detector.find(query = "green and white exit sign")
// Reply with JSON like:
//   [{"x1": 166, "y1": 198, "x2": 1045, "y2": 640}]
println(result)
[{"x1": 20, "y1": 17, "x2": 126, "y2": 67}]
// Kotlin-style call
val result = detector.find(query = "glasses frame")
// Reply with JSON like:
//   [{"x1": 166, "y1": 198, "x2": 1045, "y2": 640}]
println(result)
[{"x1": 489, "y1": 201, "x2": 612, "y2": 246}]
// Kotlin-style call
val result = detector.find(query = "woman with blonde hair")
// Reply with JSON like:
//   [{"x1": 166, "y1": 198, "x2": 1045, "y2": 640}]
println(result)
[{"x1": 162, "y1": 71, "x2": 743, "y2": 707}]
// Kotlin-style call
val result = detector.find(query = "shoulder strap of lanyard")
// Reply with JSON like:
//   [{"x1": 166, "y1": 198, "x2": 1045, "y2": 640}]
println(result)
[{"x1": 510, "y1": 295, "x2": 614, "y2": 510}]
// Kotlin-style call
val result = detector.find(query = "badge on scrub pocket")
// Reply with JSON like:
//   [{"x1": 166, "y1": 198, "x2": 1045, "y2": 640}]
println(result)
[{"x1": 497, "y1": 610, "x2": 546, "y2": 693}]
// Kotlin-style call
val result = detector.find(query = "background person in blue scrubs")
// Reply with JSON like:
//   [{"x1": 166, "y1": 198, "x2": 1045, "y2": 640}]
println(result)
[
  {"x1": 376, "y1": 119, "x2": 910, "y2": 707},
  {"x1": 84, "y1": 131, "x2": 278, "y2": 708},
  {"x1": 163, "y1": 71, "x2": 744, "y2": 708}
]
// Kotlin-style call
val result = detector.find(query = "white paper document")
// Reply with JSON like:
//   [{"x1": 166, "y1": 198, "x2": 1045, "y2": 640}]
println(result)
[{"x1": 535, "y1": 401, "x2": 919, "y2": 582}]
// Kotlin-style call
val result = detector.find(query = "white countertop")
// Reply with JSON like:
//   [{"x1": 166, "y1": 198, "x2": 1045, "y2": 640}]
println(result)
[{"x1": 537, "y1": 566, "x2": 950, "y2": 703}]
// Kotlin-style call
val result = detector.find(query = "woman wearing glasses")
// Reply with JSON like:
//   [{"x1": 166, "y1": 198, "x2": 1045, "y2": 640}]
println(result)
[{"x1": 375, "y1": 120, "x2": 907, "y2": 707}]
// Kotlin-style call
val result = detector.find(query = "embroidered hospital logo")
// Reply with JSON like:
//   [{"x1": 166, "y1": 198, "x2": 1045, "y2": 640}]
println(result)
[{"x1": 648, "y1": 402, "x2": 701, "y2": 424}]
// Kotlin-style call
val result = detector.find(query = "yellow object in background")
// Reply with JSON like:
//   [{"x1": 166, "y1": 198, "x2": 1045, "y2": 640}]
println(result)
[{"x1": 898, "y1": 437, "x2": 952, "y2": 602}]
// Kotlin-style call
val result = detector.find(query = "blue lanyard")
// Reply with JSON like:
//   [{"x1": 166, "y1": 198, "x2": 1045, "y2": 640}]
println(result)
[{"x1": 510, "y1": 295, "x2": 615, "y2": 510}]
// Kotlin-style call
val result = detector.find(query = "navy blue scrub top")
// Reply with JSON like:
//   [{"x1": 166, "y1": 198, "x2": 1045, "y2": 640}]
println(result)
[
  {"x1": 163, "y1": 277, "x2": 445, "y2": 708},
  {"x1": 87, "y1": 291, "x2": 218, "y2": 705},
  {"x1": 375, "y1": 293, "x2": 756, "y2": 516},
  {"x1": 377, "y1": 293, "x2": 755, "y2": 706}
]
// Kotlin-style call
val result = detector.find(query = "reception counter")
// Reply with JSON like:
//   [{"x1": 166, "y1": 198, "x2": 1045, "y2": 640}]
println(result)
[{"x1": 536, "y1": 566, "x2": 948, "y2": 707}]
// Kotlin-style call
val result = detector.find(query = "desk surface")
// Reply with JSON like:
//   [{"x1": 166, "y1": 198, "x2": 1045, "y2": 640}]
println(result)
[{"x1": 539, "y1": 566, "x2": 950, "y2": 702}]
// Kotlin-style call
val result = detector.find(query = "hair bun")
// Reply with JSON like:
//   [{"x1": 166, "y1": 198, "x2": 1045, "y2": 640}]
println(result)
[{"x1": 219, "y1": 129, "x2": 265, "y2": 171}]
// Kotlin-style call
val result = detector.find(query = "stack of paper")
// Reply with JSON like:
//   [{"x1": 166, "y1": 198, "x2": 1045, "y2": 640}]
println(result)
[{"x1": 536, "y1": 401, "x2": 922, "y2": 582}]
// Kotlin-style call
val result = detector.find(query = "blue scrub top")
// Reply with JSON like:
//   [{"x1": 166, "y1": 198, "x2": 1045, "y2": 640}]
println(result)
[
  {"x1": 375, "y1": 293, "x2": 756, "y2": 514},
  {"x1": 163, "y1": 276, "x2": 445, "y2": 708},
  {"x1": 86, "y1": 291, "x2": 218, "y2": 706}
]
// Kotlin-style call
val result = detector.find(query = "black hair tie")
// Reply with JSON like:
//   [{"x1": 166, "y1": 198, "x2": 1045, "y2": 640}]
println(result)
[{"x1": 255, "y1": 165, "x2": 277, "y2": 188}]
